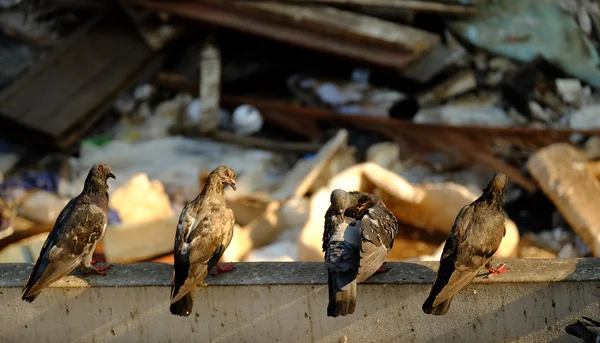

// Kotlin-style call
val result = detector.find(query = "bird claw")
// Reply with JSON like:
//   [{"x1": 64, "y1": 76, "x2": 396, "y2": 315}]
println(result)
[
  {"x1": 376, "y1": 264, "x2": 390, "y2": 274},
  {"x1": 485, "y1": 263, "x2": 508, "y2": 279},
  {"x1": 82, "y1": 263, "x2": 112, "y2": 276},
  {"x1": 212, "y1": 263, "x2": 235, "y2": 276}
]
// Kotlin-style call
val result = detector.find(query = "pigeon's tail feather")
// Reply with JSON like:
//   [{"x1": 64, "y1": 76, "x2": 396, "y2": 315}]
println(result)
[
  {"x1": 170, "y1": 293, "x2": 193, "y2": 317},
  {"x1": 422, "y1": 296, "x2": 454, "y2": 316},
  {"x1": 21, "y1": 290, "x2": 40, "y2": 303},
  {"x1": 22, "y1": 258, "x2": 79, "y2": 303},
  {"x1": 327, "y1": 271, "x2": 357, "y2": 317}
]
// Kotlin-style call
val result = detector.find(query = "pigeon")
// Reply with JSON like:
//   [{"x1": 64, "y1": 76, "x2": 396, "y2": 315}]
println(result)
[
  {"x1": 566, "y1": 316, "x2": 600, "y2": 343},
  {"x1": 170, "y1": 165, "x2": 237, "y2": 317},
  {"x1": 21, "y1": 164, "x2": 115, "y2": 303},
  {"x1": 422, "y1": 172, "x2": 508, "y2": 316},
  {"x1": 323, "y1": 189, "x2": 398, "y2": 317}
]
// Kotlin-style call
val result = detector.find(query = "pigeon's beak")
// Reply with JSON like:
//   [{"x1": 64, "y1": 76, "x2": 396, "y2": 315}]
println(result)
[
  {"x1": 227, "y1": 179, "x2": 236, "y2": 191},
  {"x1": 108, "y1": 172, "x2": 116, "y2": 179}
]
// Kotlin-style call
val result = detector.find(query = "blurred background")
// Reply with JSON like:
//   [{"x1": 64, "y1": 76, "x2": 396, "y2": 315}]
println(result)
[{"x1": 0, "y1": 0, "x2": 598, "y2": 267}]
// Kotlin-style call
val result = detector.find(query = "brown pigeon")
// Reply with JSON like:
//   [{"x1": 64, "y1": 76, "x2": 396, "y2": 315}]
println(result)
[
  {"x1": 22, "y1": 164, "x2": 115, "y2": 302},
  {"x1": 422, "y1": 172, "x2": 508, "y2": 316},
  {"x1": 170, "y1": 165, "x2": 237, "y2": 317},
  {"x1": 323, "y1": 189, "x2": 398, "y2": 317}
]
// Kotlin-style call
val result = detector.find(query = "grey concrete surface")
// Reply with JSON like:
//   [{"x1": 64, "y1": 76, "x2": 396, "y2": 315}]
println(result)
[{"x1": 0, "y1": 259, "x2": 598, "y2": 342}]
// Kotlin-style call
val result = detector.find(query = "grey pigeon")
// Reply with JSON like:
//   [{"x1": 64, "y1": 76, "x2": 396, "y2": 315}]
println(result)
[
  {"x1": 170, "y1": 165, "x2": 237, "y2": 317},
  {"x1": 323, "y1": 189, "x2": 398, "y2": 317},
  {"x1": 22, "y1": 164, "x2": 115, "y2": 302},
  {"x1": 422, "y1": 172, "x2": 508, "y2": 316},
  {"x1": 566, "y1": 316, "x2": 600, "y2": 343}
]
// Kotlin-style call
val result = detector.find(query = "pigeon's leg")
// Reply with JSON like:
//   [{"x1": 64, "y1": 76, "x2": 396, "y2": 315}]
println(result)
[
  {"x1": 212, "y1": 263, "x2": 235, "y2": 276},
  {"x1": 375, "y1": 263, "x2": 390, "y2": 274},
  {"x1": 82, "y1": 263, "x2": 112, "y2": 276},
  {"x1": 81, "y1": 253, "x2": 112, "y2": 276},
  {"x1": 485, "y1": 262, "x2": 508, "y2": 279}
]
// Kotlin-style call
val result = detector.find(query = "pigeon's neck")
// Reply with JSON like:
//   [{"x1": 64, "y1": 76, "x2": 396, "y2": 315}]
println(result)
[
  {"x1": 81, "y1": 179, "x2": 109, "y2": 208},
  {"x1": 198, "y1": 179, "x2": 225, "y2": 205},
  {"x1": 478, "y1": 188, "x2": 504, "y2": 211}
]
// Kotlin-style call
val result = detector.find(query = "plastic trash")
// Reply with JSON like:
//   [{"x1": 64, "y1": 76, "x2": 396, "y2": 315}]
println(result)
[{"x1": 232, "y1": 104, "x2": 264, "y2": 136}]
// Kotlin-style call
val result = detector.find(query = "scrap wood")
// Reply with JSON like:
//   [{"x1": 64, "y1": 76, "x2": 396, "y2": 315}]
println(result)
[
  {"x1": 0, "y1": 14, "x2": 160, "y2": 150},
  {"x1": 0, "y1": 218, "x2": 52, "y2": 251},
  {"x1": 271, "y1": 129, "x2": 348, "y2": 201},
  {"x1": 126, "y1": 0, "x2": 439, "y2": 69},
  {"x1": 234, "y1": 0, "x2": 478, "y2": 15},
  {"x1": 528, "y1": 143, "x2": 600, "y2": 257},
  {"x1": 442, "y1": 132, "x2": 537, "y2": 192},
  {"x1": 220, "y1": 95, "x2": 600, "y2": 142},
  {"x1": 121, "y1": 4, "x2": 187, "y2": 51},
  {"x1": 171, "y1": 129, "x2": 321, "y2": 153},
  {"x1": 103, "y1": 215, "x2": 179, "y2": 263},
  {"x1": 398, "y1": 37, "x2": 467, "y2": 83}
]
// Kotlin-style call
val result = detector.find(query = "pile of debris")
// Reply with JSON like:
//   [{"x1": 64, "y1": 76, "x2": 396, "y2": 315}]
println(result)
[{"x1": 0, "y1": 0, "x2": 600, "y2": 264}]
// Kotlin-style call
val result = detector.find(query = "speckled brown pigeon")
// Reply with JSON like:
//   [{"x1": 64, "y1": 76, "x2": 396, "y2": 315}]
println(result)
[
  {"x1": 323, "y1": 189, "x2": 398, "y2": 317},
  {"x1": 170, "y1": 165, "x2": 237, "y2": 317},
  {"x1": 422, "y1": 173, "x2": 508, "y2": 316},
  {"x1": 22, "y1": 164, "x2": 115, "y2": 302}
]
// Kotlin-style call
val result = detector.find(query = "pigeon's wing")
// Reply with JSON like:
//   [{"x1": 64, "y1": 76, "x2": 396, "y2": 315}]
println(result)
[
  {"x1": 22, "y1": 199, "x2": 107, "y2": 300},
  {"x1": 171, "y1": 205, "x2": 233, "y2": 304},
  {"x1": 219, "y1": 208, "x2": 236, "y2": 252},
  {"x1": 356, "y1": 206, "x2": 398, "y2": 283},
  {"x1": 325, "y1": 219, "x2": 361, "y2": 274},
  {"x1": 431, "y1": 206, "x2": 505, "y2": 308},
  {"x1": 323, "y1": 206, "x2": 338, "y2": 253},
  {"x1": 325, "y1": 218, "x2": 361, "y2": 316},
  {"x1": 422, "y1": 204, "x2": 474, "y2": 312},
  {"x1": 171, "y1": 204, "x2": 201, "y2": 302}
]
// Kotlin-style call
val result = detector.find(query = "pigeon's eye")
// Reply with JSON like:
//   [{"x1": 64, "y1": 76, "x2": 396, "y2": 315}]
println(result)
[
  {"x1": 225, "y1": 171, "x2": 230, "y2": 177},
  {"x1": 98, "y1": 165, "x2": 103, "y2": 171}
]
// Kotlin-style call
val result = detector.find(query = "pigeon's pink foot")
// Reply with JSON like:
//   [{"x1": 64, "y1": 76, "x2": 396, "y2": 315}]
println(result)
[
  {"x1": 82, "y1": 263, "x2": 112, "y2": 276},
  {"x1": 375, "y1": 264, "x2": 390, "y2": 274},
  {"x1": 485, "y1": 263, "x2": 508, "y2": 279},
  {"x1": 212, "y1": 263, "x2": 235, "y2": 276},
  {"x1": 91, "y1": 260, "x2": 100, "y2": 265}
]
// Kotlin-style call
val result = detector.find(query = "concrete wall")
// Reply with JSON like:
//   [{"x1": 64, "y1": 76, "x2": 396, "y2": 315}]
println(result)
[{"x1": 0, "y1": 259, "x2": 599, "y2": 343}]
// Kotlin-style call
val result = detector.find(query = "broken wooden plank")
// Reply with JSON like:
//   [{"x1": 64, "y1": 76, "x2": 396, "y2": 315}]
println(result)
[
  {"x1": 121, "y1": 4, "x2": 187, "y2": 51},
  {"x1": 172, "y1": 129, "x2": 321, "y2": 153},
  {"x1": 0, "y1": 14, "x2": 157, "y2": 150},
  {"x1": 418, "y1": 70, "x2": 477, "y2": 106},
  {"x1": 234, "y1": 3, "x2": 439, "y2": 54},
  {"x1": 127, "y1": 0, "x2": 439, "y2": 69},
  {"x1": 398, "y1": 36, "x2": 467, "y2": 83},
  {"x1": 271, "y1": 129, "x2": 349, "y2": 201},
  {"x1": 528, "y1": 143, "x2": 600, "y2": 257},
  {"x1": 235, "y1": 0, "x2": 477, "y2": 15}
]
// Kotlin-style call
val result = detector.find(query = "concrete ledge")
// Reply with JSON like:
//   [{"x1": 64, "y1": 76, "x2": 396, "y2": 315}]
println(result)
[{"x1": 0, "y1": 259, "x2": 599, "y2": 342}]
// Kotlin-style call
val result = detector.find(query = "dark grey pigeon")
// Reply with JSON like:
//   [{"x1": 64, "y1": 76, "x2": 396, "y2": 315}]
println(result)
[
  {"x1": 170, "y1": 165, "x2": 237, "y2": 317},
  {"x1": 323, "y1": 189, "x2": 398, "y2": 317},
  {"x1": 22, "y1": 164, "x2": 115, "y2": 302},
  {"x1": 422, "y1": 172, "x2": 508, "y2": 316},
  {"x1": 566, "y1": 317, "x2": 600, "y2": 343}
]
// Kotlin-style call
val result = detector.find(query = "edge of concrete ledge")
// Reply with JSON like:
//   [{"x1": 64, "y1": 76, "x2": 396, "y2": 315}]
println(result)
[{"x1": 0, "y1": 258, "x2": 598, "y2": 288}]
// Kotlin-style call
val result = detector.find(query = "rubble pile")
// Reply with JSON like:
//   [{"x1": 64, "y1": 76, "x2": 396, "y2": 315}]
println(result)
[{"x1": 0, "y1": 0, "x2": 599, "y2": 264}]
